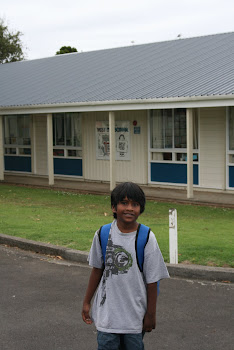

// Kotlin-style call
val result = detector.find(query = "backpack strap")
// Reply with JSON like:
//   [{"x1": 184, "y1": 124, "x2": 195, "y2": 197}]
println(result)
[
  {"x1": 135, "y1": 223, "x2": 151, "y2": 272},
  {"x1": 98, "y1": 223, "x2": 112, "y2": 263},
  {"x1": 136, "y1": 223, "x2": 160, "y2": 295}
]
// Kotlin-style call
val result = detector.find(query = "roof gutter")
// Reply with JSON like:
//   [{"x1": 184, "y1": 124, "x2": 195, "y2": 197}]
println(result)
[{"x1": 0, "y1": 94, "x2": 234, "y2": 115}]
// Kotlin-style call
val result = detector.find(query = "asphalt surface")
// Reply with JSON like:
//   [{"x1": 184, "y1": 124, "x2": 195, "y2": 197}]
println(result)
[
  {"x1": 1, "y1": 244, "x2": 233, "y2": 350},
  {"x1": 0, "y1": 233, "x2": 233, "y2": 283}
]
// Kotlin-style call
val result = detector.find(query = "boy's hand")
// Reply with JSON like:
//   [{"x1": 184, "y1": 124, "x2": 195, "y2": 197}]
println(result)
[
  {"x1": 81, "y1": 267, "x2": 103, "y2": 326},
  {"x1": 82, "y1": 302, "x2": 93, "y2": 325},
  {"x1": 143, "y1": 312, "x2": 156, "y2": 332}
]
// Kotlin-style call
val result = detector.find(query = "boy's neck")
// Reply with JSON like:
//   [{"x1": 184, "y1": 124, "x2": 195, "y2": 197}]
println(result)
[{"x1": 116, "y1": 220, "x2": 139, "y2": 233}]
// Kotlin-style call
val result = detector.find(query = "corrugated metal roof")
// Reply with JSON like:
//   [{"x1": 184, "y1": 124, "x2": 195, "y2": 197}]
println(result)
[{"x1": 0, "y1": 32, "x2": 234, "y2": 107}]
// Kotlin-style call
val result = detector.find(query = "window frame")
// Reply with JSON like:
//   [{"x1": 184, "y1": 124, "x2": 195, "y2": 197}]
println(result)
[
  {"x1": 4, "y1": 115, "x2": 32, "y2": 157},
  {"x1": 149, "y1": 108, "x2": 199, "y2": 164},
  {"x1": 226, "y1": 107, "x2": 234, "y2": 189},
  {"x1": 227, "y1": 107, "x2": 234, "y2": 159},
  {"x1": 53, "y1": 112, "x2": 82, "y2": 159}
]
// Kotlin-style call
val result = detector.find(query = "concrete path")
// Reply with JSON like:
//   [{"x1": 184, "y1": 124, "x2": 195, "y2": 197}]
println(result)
[
  {"x1": 2, "y1": 177, "x2": 234, "y2": 207},
  {"x1": 1, "y1": 245, "x2": 233, "y2": 350}
]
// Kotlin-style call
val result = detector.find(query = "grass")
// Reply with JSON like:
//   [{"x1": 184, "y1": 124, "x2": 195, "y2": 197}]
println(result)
[{"x1": 0, "y1": 184, "x2": 233, "y2": 267}]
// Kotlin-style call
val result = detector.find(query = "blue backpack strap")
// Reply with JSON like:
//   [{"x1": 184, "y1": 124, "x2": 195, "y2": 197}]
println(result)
[
  {"x1": 98, "y1": 223, "x2": 112, "y2": 264},
  {"x1": 136, "y1": 223, "x2": 160, "y2": 295},
  {"x1": 135, "y1": 223, "x2": 151, "y2": 272}
]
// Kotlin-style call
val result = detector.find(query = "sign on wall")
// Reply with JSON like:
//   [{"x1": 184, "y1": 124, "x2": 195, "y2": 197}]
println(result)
[{"x1": 96, "y1": 121, "x2": 130, "y2": 160}]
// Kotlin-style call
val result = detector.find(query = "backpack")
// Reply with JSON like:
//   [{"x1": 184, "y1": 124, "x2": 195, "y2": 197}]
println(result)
[{"x1": 98, "y1": 223, "x2": 160, "y2": 294}]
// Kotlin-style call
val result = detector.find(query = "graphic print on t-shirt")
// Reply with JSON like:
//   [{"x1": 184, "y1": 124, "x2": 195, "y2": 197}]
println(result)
[{"x1": 100, "y1": 232, "x2": 133, "y2": 306}]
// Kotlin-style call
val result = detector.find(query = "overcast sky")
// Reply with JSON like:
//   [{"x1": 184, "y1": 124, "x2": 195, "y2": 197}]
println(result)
[{"x1": 1, "y1": 0, "x2": 234, "y2": 61}]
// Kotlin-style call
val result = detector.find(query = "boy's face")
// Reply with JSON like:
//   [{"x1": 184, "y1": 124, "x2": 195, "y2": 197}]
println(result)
[{"x1": 112, "y1": 196, "x2": 141, "y2": 226}]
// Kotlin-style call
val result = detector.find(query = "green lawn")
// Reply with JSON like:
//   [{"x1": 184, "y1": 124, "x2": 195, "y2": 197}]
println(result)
[{"x1": 0, "y1": 184, "x2": 233, "y2": 267}]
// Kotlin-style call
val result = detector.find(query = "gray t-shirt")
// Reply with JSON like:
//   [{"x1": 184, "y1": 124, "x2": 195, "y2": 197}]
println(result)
[{"x1": 88, "y1": 220, "x2": 169, "y2": 334}]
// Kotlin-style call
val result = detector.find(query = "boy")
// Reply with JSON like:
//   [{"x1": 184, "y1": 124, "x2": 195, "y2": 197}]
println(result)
[{"x1": 82, "y1": 182, "x2": 169, "y2": 350}]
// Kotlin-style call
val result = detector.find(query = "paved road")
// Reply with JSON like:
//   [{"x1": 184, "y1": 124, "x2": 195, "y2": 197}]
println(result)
[{"x1": 1, "y1": 245, "x2": 233, "y2": 350}]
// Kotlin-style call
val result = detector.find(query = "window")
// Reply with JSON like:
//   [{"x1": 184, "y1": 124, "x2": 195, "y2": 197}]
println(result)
[
  {"x1": 150, "y1": 109, "x2": 172, "y2": 149},
  {"x1": 4, "y1": 115, "x2": 31, "y2": 155},
  {"x1": 150, "y1": 109, "x2": 198, "y2": 162},
  {"x1": 53, "y1": 113, "x2": 82, "y2": 158},
  {"x1": 174, "y1": 109, "x2": 186, "y2": 148}
]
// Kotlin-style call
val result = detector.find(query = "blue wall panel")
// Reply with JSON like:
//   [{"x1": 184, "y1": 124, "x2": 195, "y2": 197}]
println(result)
[
  {"x1": 4, "y1": 156, "x2": 31, "y2": 172},
  {"x1": 54, "y1": 158, "x2": 82, "y2": 176},
  {"x1": 229, "y1": 166, "x2": 234, "y2": 187},
  {"x1": 151, "y1": 163, "x2": 198, "y2": 185}
]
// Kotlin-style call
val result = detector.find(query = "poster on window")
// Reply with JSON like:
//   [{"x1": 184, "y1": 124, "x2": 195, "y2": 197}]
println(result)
[
  {"x1": 115, "y1": 122, "x2": 130, "y2": 160},
  {"x1": 96, "y1": 121, "x2": 130, "y2": 160}
]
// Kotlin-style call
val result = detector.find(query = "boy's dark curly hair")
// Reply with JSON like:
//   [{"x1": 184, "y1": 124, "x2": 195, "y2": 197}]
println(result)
[{"x1": 111, "y1": 182, "x2": 146, "y2": 219}]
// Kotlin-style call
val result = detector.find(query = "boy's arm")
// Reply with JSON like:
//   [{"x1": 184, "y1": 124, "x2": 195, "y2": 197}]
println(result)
[
  {"x1": 82, "y1": 267, "x2": 103, "y2": 325},
  {"x1": 143, "y1": 282, "x2": 157, "y2": 332}
]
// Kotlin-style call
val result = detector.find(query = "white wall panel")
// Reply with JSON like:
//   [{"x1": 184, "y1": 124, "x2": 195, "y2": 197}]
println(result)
[
  {"x1": 200, "y1": 107, "x2": 226, "y2": 189},
  {"x1": 34, "y1": 115, "x2": 48, "y2": 175},
  {"x1": 83, "y1": 110, "x2": 148, "y2": 184}
]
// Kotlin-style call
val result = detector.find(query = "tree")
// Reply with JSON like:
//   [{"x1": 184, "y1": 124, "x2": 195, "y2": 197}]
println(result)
[
  {"x1": 0, "y1": 19, "x2": 25, "y2": 64},
  {"x1": 56, "y1": 46, "x2": 78, "y2": 55}
]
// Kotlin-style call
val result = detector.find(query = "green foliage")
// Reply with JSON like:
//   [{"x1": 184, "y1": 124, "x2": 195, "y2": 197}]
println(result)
[
  {"x1": 56, "y1": 46, "x2": 78, "y2": 55},
  {"x1": 0, "y1": 19, "x2": 24, "y2": 63},
  {"x1": 0, "y1": 184, "x2": 233, "y2": 267}
]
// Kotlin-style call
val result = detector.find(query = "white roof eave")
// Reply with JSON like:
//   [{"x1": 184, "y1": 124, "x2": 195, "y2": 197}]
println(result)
[{"x1": 0, "y1": 94, "x2": 234, "y2": 115}]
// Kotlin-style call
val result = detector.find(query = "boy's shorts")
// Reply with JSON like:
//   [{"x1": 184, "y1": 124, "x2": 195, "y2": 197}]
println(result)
[{"x1": 97, "y1": 331, "x2": 145, "y2": 350}]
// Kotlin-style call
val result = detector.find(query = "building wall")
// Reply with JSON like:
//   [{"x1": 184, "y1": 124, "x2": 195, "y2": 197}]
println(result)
[
  {"x1": 33, "y1": 115, "x2": 48, "y2": 175},
  {"x1": 82, "y1": 110, "x2": 148, "y2": 184},
  {"x1": 19, "y1": 107, "x2": 227, "y2": 190},
  {"x1": 199, "y1": 107, "x2": 226, "y2": 189}
]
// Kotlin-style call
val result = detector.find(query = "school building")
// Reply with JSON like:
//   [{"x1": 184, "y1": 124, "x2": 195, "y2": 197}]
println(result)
[{"x1": 0, "y1": 32, "x2": 234, "y2": 204}]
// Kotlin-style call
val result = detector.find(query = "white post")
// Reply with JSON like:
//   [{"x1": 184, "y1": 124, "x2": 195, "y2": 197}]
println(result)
[
  {"x1": 186, "y1": 108, "x2": 193, "y2": 198},
  {"x1": 109, "y1": 111, "x2": 116, "y2": 190},
  {"x1": 169, "y1": 208, "x2": 178, "y2": 264},
  {"x1": 0, "y1": 115, "x2": 4, "y2": 180},
  {"x1": 30, "y1": 115, "x2": 35, "y2": 174},
  {"x1": 47, "y1": 114, "x2": 54, "y2": 186}
]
